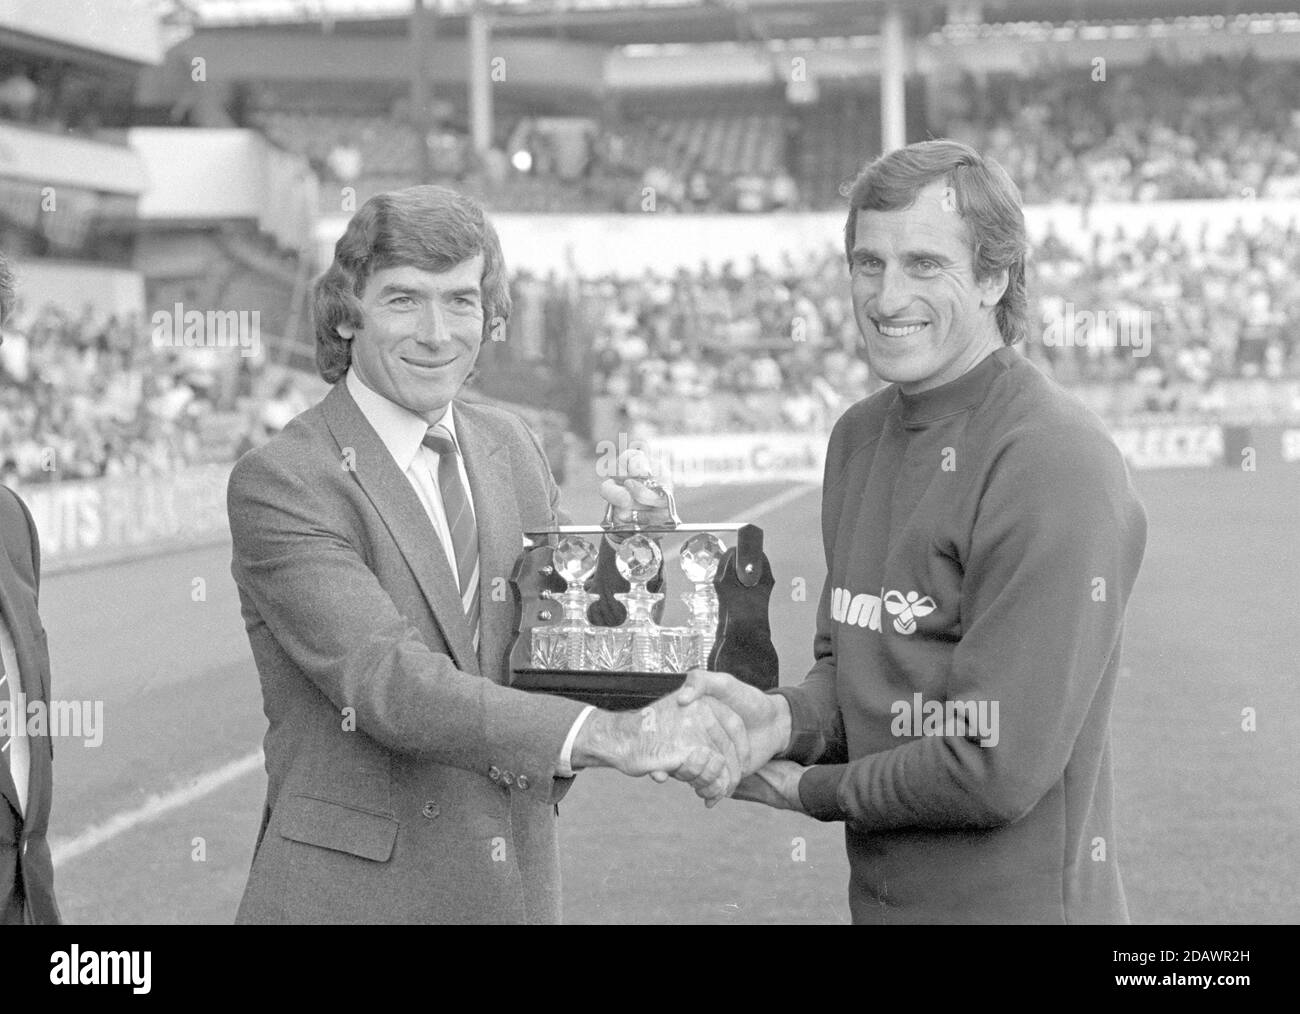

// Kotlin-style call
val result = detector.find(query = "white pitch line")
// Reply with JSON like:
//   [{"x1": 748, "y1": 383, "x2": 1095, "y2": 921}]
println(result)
[
  {"x1": 51, "y1": 749, "x2": 264, "y2": 868},
  {"x1": 50, "y1": 481, "x2": 820, "y2": 865},
  {"x1": 724, "y1": 482, "x2": 818, "y2": 524}
]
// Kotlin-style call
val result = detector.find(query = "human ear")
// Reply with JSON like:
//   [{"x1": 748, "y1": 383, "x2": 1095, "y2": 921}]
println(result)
[{"x1": 978, "y1": 267, "x2": 1009, "y2": 309}]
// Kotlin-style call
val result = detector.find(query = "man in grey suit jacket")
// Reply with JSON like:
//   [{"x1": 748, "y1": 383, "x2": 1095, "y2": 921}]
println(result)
[
  {"x1": 0, "y1": 250, "x2": 60, "y2": 925},
  {"x1": 229, "y1": 185, "x2": 746, "y2": 924}
]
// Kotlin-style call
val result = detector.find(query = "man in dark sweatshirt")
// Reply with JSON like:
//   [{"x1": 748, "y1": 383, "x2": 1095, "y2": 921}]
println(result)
[{"x1": 679, "y1": 140, "x2": 1147, "y2": 923}]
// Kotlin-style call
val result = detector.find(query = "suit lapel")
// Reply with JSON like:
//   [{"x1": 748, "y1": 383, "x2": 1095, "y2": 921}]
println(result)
[
  {"x1": 0, "y1": 677, "x2": 19, "y2": 820},
  {"x1": 320, "y1": 383, "x2": 479, "y2": 675},
  {"x1": 455, "y1": 402, "x2": 521, "y2": 684},
  {"x1": 0, "y1": 552, "x2": 45, "y2": 823}
]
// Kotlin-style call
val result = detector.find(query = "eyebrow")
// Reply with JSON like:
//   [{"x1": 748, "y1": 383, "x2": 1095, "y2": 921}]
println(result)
[
  {"x1": 376, "y1": 283, "x2": 481, "y2": 299},
  {"x1": 376, "y1": 283, "x2": 424, "y2": 299},
  {"x1": 852, "y1": 246, "x2": 953, "y2": 263}
]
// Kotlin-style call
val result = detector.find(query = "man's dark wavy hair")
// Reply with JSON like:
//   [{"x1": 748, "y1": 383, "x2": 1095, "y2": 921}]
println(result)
[
  {"x1": 312, "y1": 185, "x2": 511, "y2": 383},
  {"x1": 843, "y1": 139, "x2": 1029, "y2": 346}
]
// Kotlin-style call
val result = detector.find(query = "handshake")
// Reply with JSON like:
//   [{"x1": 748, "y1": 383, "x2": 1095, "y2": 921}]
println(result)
[
  {"x1": 570, "y1": 669, "x2": 805, "y2": 812},
  {"x1": 577, "y1": 454, "x2": 803, "y2": 808}
]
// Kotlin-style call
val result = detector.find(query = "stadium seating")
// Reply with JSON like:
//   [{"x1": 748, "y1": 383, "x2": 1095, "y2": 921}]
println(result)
[
  {"x1": 239, "y1": 53, "x2": 1299, "y2": 213},
  {"x1": 938, "y1": 55, "x2": 1300, "y2": 203},
  {"x1": 0, "y1": 303, "x2": 310, "y2": 484},
  {"x1": 582, "y1": 219, "x2": 1300, "y2": 437},
  {"x1": 5, "y1": 202, "x2": 1296, "y2": 483},
  {"x1": 615, "y1": 113, "x2": 784, "y2": 179}
]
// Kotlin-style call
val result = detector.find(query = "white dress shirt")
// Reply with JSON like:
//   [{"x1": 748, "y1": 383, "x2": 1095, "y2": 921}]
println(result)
[
  {"x1": 347, "y1": 367, "x2": 472, "y2": 585},
  {"x1": 0, "y1": 609, "x2": 29, "y2": 816},
  {"x1": 345, "y1": 369, "x2": 593, "y2": 775}
]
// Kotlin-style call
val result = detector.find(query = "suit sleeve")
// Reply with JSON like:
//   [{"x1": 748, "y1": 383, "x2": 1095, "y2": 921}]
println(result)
[
  {"x1": 227, "y1": 449, "x2": 586, "y2": 796},
  {"x1": 795, "y1": 425, "x2": 1147, "y2": 830}
]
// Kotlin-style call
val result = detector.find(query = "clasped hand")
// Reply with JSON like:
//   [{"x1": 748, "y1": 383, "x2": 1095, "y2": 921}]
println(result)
[
  {"x1": 592, "y1": 453, "x2": 801, "y2": 808},
  {"x1": 638, "y1": 669, "x2": 804, "y2": 811}
]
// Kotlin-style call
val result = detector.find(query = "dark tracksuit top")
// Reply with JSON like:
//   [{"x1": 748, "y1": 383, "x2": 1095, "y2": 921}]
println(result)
[{"x1": 775, "y1": 346, "x2": 1147, "y2": 924}]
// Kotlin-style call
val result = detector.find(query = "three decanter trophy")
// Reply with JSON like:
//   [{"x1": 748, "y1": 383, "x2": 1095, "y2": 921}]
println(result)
[{"x1": 507, "y1": 487, "x2": 778, "y2": 710}]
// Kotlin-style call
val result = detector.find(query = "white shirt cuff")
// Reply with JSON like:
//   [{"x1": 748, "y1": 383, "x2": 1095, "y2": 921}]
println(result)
[{"x1": 557, "y1": 705, "x2": 597, "y2": 777}]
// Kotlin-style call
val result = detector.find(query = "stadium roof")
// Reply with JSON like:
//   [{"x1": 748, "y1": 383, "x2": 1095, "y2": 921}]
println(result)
[
  {"x1": 1, "y1": 0, "x2": 163, "y2": 64},
  {"x1": 163, "y1": 0, "x2": 1284, "y2": 46}
]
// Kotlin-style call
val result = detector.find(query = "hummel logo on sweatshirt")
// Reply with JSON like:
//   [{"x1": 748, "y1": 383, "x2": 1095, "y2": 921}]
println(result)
[{"x1": 830, "y1": 585, "x2": 938, "y2": 635}]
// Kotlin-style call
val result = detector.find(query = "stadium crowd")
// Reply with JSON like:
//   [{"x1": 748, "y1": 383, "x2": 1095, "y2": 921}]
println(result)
[
  {"x1": 3, "y1": 213, "x2": 1297, "y2": 481},
  {"x1": 586, "y1": 217, "x2": 1300, "y2": 435},
  {"x1": 0, "y1": 303, "x2": 310, "y2": 485},
  {"x1": 943, "y1": 55, "x2": 1300, "y2": 204}
]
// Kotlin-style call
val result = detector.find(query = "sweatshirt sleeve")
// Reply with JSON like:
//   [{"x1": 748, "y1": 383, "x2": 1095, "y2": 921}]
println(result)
[
  {"x1": 770, "y1": 411, "x2": 863, "y2": 765},
  {"x1": 773, "y1": 573, "x2": 847, "y2": 764},
  {"x1": 796, "y1": 423, "x2": 1147, "y2": 829}
]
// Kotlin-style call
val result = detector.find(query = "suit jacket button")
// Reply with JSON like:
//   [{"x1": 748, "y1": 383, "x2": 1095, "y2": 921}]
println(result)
[
  {"x1": 421, "y1": 802, "x2": 440, "y2": 819},
  {"x1": 501, "y1": 770, "x2": 515, "y2": 786},
  {"x1": 488, "y1": 765, "x2": 501, "y2": 781},
  {"x1": 516, "y1": 775, "x2": 530, "y2": 790}
]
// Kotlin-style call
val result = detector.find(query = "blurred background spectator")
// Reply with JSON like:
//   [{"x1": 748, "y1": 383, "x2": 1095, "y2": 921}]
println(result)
[
  {"x1": 0, "y1": 301, "x2": 313, "y2": 484},
  {"x1": 4, "y1": 205, "x2": 1297, "y2": 482}
]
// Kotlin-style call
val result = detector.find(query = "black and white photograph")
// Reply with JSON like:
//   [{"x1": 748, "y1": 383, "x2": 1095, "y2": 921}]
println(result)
[{"x1": 0, "y1": 0, "x2": 1294, "y2": 977}]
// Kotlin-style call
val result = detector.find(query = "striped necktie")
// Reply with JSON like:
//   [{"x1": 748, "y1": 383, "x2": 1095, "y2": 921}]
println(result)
[
  {"x1": 422, "y1": 423, "x2": 481, "y2": 651},
  {"x1": 0, "y1": 653, "x2": 10, "y2": 768}
]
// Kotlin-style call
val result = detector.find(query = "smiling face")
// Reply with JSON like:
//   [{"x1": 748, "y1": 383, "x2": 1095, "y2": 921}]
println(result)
[
  {"x1": 849, "y1": 180, "x2": 1008, "y2": 395},
  {"x1": 339, "y1": 255, "x2": 485, "y2": 419}
]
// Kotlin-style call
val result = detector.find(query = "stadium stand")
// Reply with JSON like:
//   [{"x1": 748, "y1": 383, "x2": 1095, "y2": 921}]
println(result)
[
  {"x1": 5, "y1": 202, "x2": 1296, "y2": 481},
  {"x1": 0, "y1": 301, "x2": 312, "y2": 484},
  {"x1": 235, "y1": 50, "x2": 1300, "y2": 214},
  {"x1": 939, "y1": 54, "x2": 1300, "y2": 204},
  {"x1": 582, "y1": 217, "x2": 1300, "y2": 437},
  {"x1": 4, "y1": 3, "x2": 1299, "y2": 482}
]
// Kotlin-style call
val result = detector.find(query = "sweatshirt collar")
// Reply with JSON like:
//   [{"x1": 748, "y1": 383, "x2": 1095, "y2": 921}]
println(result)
[
  {"x1": 345, "y1": 367, "x2": 457, "y2": 471},
  {"x1": 896, "y1": 346, "x2": 1013, "y2": 427}
]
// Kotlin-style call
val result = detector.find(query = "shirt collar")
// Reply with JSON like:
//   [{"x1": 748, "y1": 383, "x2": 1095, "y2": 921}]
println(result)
[
  {"x1": 345, "y1": 367, "x2": 457, "y2": 471},
  {"x1": 895, "y1": 346, "x2": 1013, "y2": 428}
]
